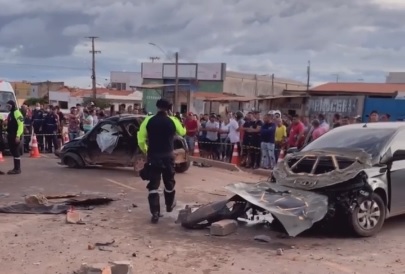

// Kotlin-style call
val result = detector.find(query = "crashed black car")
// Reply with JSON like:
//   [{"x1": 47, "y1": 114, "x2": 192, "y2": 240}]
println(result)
[
  {"x1": 55, "y1": 114, "x2": 191, "y2": 174},
  {"x1": 181, "y1": 122, "x2": 405, "y2": 237}
]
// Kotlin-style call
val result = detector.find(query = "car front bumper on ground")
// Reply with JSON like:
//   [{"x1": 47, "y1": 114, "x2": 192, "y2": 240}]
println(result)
[{"x1": 225, "y1": 182, "x2": 329, "y2": 237}]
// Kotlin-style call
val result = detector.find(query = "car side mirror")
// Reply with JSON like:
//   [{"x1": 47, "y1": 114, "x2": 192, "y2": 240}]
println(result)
[
  {"x1": 392, "y1": 150, "x2": 405, "y2": 162},
  {"x1": 287, "y1": 147, "x2": 298, "y2": 154}
]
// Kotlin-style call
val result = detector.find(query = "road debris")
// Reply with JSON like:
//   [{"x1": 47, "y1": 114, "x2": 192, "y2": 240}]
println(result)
[
  {"x1": 0, "y1": 194, "x2": 115, "y2": 214},
  {"x1": 254, "y1": 235, "x2": 272, "y2": 243},
  {"x1": 66, "y1": 208, "x2": 84, "y2": 224},
  {"x1": 75, "y1": 261, "x2": 133, "y2": 274},
  {"x1": 0, "y1": 193, "x2": 10, "y2": 198},
  {"x1": 276, "y1": 248, "x2": 284, "y2": 256},
  {"x1": 210, "y1": 219, "x2": 238, "y2": 236},
  {"x1": 24, "y1": 194, "x2": 48, "y2": 205}
]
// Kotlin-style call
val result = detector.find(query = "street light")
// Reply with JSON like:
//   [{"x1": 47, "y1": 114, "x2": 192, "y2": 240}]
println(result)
[
  {"x1": 147, "y1": 42, "x2": 179, "y2": 111},
  {"x1": 148, "y1": 42, "x2": 174, "y2": 61}
]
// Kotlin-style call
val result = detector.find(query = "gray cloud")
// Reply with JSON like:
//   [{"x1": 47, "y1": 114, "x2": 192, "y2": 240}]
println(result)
[{"x1": 0, "y1": 0, "x2": 404, "y2": 86}]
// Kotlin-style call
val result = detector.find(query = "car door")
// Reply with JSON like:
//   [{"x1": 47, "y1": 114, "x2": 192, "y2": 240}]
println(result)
[
  {"x1": 106, "y1": 120, "x2": 137, "y2": 166},
  {"x1": 86, "y1": 120, "x2": 120, "y2": 164},
  {"x1": 387, "y1": 129, "x2": 405, "y2": 215}
]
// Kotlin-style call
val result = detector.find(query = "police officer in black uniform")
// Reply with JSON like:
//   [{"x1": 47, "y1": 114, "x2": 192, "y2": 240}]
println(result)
[
  {"x1": 137, "y1": 99, "x2": 186, "y2": 224},
  {"x1": 44, "y1": 106, "x2": 59, "y2": 153},
  {"x1": 31, "y1": 103, "x2": 45, "y2": 152}
]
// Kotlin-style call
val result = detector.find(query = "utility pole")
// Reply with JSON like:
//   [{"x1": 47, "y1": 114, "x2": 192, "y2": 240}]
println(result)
[
  {"x1": 87, "y1": 36, "x2": 101, "y2": 99},
  {"x1": 271, "y1": 73, "x2": 275, "y2": 96},
  {"x1": 149, "y1": 56, "x2": 160, "y2": 63},
  {"x1": 174, "y1": 52, "x2": 179, "y2": 112},
  {"x1": 306, "y1": 60, "x2": 311, "y2": 90}
]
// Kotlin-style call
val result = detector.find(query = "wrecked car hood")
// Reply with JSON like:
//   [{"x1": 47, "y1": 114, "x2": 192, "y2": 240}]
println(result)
[
  {"x1": 273, "y1": 148, "x2": 372, "y2": 190},
  {"x1": 225, "y1": 182, "x2": 328, "y2": 237}
]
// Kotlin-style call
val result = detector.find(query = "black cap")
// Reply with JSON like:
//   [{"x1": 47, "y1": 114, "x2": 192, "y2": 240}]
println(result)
[{"x1": 156, "y1": 98, "x2": 172, "y2": 110}]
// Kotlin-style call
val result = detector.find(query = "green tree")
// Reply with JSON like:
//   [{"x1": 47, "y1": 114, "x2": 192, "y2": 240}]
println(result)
[{"x1": 82, "y1": 97, "x2": 112, "y2": 109}]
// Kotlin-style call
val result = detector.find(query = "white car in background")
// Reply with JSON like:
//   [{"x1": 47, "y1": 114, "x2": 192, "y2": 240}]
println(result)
[{"x1": 0, "y1": 80, "x2": 18, "y2": 120}]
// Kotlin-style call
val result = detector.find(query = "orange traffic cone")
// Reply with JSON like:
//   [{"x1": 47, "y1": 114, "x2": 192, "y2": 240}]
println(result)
[
  {"x1": 193, "y1": 141, "x2": 199, "y2": 157},
  {"x1": 0, "y1": 151, "x2": 4, "y2": 162},
  {"x1": 30, "y1": 133, "x2": 41, "y2": 158},
  {"x1": 277, "y1": 149, "x2": 285, "y2": 163},
  {"x1": 64, "y1": 132, "x2": 69, "y2": 143},
  {"x1": 231, "y1": 143, "x2": 241, "y2": 165}
]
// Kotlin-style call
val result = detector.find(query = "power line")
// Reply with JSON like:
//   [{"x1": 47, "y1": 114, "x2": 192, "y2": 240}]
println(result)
[
  {"x1": 0, "y1": 62, "x2": 90, "y2": 71},
  {"x1": 86, "y1": 36, "x2": 101, "y2": 99}
]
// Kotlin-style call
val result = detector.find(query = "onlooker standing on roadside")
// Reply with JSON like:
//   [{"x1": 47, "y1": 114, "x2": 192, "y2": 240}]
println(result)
[
  {"x1": 184, "y1": 112, "x2": 198, "y2": 154},
  {"x1": 227, "y1": 112, "x2": 240, "y2": 163},
  {"x1": 369, "y1": 110, "x2": 379, "y2": 122},
  {"x1": 55, "y1": 106, "x2": 65, "y2": 147},
  {"x1": 68, "y1": 107, "x2": 80, "y2": 141},
  {"x1": 311, "y1": 119, "x2": 326, "y2": 141},
  {"x1": 82, "y1": 109, "x2": 94, "y2": 134},
  {"x1": 249, "y1": 111, "x2": 263, "y2": 169},
  {"x1": 204, "y1": 114, "x2": 220, "y2": 159},
  {"x1": 332, "y1": 113, "x2": 341, "y2": 128},
  {"x1": 274, "y1": 111, "x2": 287, "y2": 162},
  {"x1": 318, "y1": 114, "x2": 330, "y2": 131},
  {"x1": 218, "y1": 116, "x2": 230, "y2": 161},
  {"x1": 288, "y1": 114, "x2": 305, "y2": 149},
  {"x1": 260, "y1": 114, "x2": 276, "y2": 169}
]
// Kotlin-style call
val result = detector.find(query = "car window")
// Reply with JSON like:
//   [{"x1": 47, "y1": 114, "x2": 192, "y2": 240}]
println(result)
[
  {"x1": 98, "y1": 122, "x2": 120, "y2": 134},
  {"x1": 301, "y1": 127, "x2": 396, "y2": 161},
  {"x1": 388, "y1": 129, "x2": 405, "y2": 153}
]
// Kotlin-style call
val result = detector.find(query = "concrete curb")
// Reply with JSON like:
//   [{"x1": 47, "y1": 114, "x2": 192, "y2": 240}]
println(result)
[{"x1": 189, "y1": 156, "x2": 241, "y2": 172}]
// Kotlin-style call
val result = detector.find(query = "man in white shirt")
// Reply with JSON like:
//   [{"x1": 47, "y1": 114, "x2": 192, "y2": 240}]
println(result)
[
  {"x1": 204, "y1": 114, "x2": 220, "y2": 159},
  {"x1": 227, "y1": 113, "x2": 240, "y2": 163}
]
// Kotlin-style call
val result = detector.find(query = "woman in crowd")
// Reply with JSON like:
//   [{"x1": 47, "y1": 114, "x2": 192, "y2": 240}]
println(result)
[{"x1": 218, "y1": 115, "x2": 230, "y2": 161}]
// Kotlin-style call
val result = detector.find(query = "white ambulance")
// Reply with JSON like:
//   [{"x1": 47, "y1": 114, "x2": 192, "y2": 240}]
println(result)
[{"x1": 0, "y1": 80, "x2": 18, "y2": 120}]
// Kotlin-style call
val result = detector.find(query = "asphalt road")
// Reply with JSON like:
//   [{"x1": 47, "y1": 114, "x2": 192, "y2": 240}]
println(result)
[{"x1": 1, "y1": 155, "x2": 405, "y2": 274}]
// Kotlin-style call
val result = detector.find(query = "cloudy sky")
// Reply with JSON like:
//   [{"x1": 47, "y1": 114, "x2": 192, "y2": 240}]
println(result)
[{"x1": 0, "y1": 0, "x2": 404, "y2": 88}]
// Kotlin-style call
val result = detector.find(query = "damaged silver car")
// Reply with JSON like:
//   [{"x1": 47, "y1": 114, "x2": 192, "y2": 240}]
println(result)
[{"x1": 181, "y1": 122, "x2": 405, "y2": 237}]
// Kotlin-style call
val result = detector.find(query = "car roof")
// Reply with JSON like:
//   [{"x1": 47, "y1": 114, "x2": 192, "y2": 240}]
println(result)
[
  {"x1": 104, "y1": 114, "x2": 146, "y2": 122},
  {"x1": 334, "y1": 122, "x2": 405, "y2": 131}
]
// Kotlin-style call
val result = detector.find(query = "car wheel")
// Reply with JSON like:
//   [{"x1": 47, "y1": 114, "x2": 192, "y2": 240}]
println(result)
[
  {"x1": 349, "y1": 193, "x2": 386, "y2": 237},
  {"x1": 175, "y1": 160, "x2": 191, "y2": 173},
  {"x1": 63, "y1": 153, "x2": 84, "y2": 169}
]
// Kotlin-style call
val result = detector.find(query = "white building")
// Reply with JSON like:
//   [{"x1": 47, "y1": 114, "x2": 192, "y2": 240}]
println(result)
[
  {"x1": 386, "y1": 72, "x2": 405, "y2": 83},
  {"x1": 49, "y1": 87, "x2": 142, "y2": 112},
  {"x1": 110, "y1": 71, "x2": 142, "y2": 90}
]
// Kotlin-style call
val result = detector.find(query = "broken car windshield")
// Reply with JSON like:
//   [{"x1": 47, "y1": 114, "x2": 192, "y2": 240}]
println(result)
[{"x1": 301, "y1": 128, "x2": 396, "y2": 160}]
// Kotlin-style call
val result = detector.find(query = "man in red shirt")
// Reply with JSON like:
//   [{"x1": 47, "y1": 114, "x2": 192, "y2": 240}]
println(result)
[
  {"x1": 288, "y1": 114, "x2": 305, "y2": 149},
  {"x1": 184, "y1": 112, "x2": 198, "y2": 153}
]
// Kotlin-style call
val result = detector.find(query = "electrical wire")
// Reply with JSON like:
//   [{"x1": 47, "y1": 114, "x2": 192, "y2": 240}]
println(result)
[{"x1": 0, "y1": 62, "x2": 90, "y2": 71}]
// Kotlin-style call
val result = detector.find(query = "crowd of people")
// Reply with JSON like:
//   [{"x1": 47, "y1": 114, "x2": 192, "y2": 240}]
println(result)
[
  {"x1": 180, "y1": 109, "x2": 390, "y2": 170},
  {"x1": 5, "y1": 101, "x2": 149, "y2": 154},
  {"x1": 4, "y1": 99, "x2": 394, "y2": 173}
]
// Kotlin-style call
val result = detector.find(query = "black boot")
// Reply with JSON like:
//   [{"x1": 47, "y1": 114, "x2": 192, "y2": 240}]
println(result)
[
  {"x1": 164, "y1": 189, "x2": 176, "y2": 212},
  {"x1": 0, "y1": 170, "x2": 4, "y2": 175},
  {"x1": 148, "y1": 192, "x2": 160, "y2": 224},
  {"x1": 7, "y1": 159, "x2": 21, "y2": 175}
]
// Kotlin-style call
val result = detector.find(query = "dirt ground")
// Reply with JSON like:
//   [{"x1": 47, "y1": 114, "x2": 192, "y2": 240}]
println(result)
[{"x1": 1, "y1": 155, "x2": 405, "y2": 274}]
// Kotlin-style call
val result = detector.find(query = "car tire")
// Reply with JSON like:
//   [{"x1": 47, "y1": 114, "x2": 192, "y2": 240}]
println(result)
[
  {"x1": 348, "y1": 193, "x2": 386, "y2": 237},
  {"x1": 63, "y1": 152, "x2": 84, "y2": 169},
  {"x1": 175, "y1": 160, "x2": 191, "y2": 173}
]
